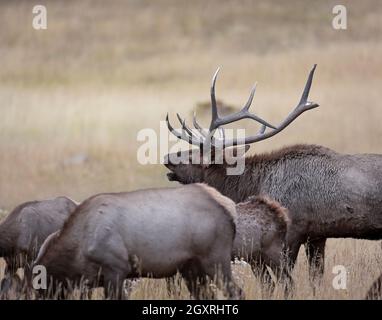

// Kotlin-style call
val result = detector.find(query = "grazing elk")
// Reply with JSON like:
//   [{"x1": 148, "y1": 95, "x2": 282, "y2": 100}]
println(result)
[
  {"x1": 0, "y1": 197, "x2": 78, "y2": 274},
  {"x1": 167, "y1": 195, "x2": 290, "y2": 294},
  {"x1": 0, "y1": 196, "x2": 77, "y2": 295},
  {"x1": 233, "y1": 196, "x2": 290, "y2": 286},
  {"x1": 33, "y1": 184, "x2": 243, "y2": 299},
  {"x1": 164, "y1": 65, "x2": 382, "y2": 278}
]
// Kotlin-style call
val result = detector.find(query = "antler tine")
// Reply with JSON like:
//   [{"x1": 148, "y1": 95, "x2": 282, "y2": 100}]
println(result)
[
  {"x1": 210, "y1": 84, "x2": 276, "y2": 130},
  {"x1": 166, "y1": 113, "x2": 182, "y2": 139},
  {"x1": 222, "y1": 65, "x2": 319, "y2": 147},
  {"x1": 177, "y1": 113, "x2": 207, "y2": 141},
  {"x1": 210, "y1": 67, "x2": 220, "y2": 130},
  {"x1": 193, "y1": 112, "x2": 208, "y2": 138},
  {"x1": 166, "y1": 114, "x2": 203, "y2": 147},
  {"x1": 176, "y1": 113, "x2": 197, "y2": 138},
  {"x1": 193, "y1": 112, "x2": 222, "y2": 147},
  {"x1": 243, "y1": 83, "x2": 257, "y2": 111},
  {"x1": 298, "y1": 64, "x2": 317, "y2": 107}
]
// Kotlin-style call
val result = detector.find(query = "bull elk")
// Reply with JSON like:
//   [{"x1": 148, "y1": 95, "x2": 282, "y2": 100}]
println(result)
[
  {"x1": 164, "y1": 65, "x2": 382, "y2": 278},
  {"x1": 33, "y1": 184, "x2": 243, "y2": 299}
]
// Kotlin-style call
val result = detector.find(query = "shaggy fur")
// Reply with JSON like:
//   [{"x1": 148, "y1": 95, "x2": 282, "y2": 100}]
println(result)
[
  {"x1": 233, "y1": 195, "x2": 290, "y2": 283},
  {"x1": 165, "y1": 143, "x2": 382, "y2": 276}
]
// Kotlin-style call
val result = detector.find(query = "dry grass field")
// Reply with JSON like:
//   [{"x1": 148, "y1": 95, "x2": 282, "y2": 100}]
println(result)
[{"x1": 0, "y1": 0, "x2": 382, "y2": 299}]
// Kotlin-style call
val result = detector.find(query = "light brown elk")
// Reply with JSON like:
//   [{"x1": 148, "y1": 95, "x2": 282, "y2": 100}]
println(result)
[
  {"x1": 33, "y1": 184, "x2": 243, "y2": 299},
  {"x1": 0, "y1": 197, "x2": 77, "y2": 294},
  {"x1": 164, "y1": 65, "x2": 382, "y2": 278},
  {"x1": 0, "y1": 197, "x2": 77, "y2": 273}
]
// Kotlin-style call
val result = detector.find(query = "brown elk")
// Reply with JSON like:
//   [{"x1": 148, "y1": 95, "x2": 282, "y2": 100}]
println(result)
[
  {"x1": 166, "y1": 194, "x2": 290, "y2": 295},
  {"x1": 166, "y1": 193, "x2": 290, "y2": 297},
  {"x1": 33, "y1": 184, "x2": 243, "y2": 299},
  {"x1": 233, "y1": 196, "x2": 290, "y2": 287},
  {"x1": 164, "y1": 65, "x2": 382, "y2": 278}
]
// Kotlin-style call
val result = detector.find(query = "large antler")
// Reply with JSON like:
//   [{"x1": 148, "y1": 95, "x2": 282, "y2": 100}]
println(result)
[{"x1": 166, "y1": 64, "x2": 318, "y2": 149}]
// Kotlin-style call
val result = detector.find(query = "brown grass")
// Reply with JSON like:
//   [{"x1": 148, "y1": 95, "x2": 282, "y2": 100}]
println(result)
[{"x1": 0, "y1": 0, "x2": 382, "y2": 299}]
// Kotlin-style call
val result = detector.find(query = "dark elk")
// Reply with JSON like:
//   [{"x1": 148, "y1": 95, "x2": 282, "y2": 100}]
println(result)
[
  {"x1": 165, "y1": 65, "x2": 382, "y2": 279},
  {"x1": 33, "y1": 184, "x2": 243, "y2": 299}
]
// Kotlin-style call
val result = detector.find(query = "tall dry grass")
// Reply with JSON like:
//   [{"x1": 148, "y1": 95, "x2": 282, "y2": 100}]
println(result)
[{"x1": 0, "y1": 0, "x2": 382, "y2": 299}]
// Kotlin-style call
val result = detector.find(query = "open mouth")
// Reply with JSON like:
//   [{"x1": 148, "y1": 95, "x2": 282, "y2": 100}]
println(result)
[{"x1": 167, "y1": 172, "x2": 179, "y2": 181}]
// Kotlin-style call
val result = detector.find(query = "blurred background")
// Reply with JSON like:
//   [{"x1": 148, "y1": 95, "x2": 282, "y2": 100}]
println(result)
[
  {"x1": 0, "y1": 0, "x2": 381, "y2": 299},
  {"x1": 1, "y1": 0, "x2": 381, "y2": 207}
]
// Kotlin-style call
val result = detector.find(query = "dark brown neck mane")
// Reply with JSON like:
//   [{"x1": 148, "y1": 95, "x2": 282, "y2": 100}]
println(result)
[{"x1": 203, "y1": 144, "x2": 335, "y2": 203}]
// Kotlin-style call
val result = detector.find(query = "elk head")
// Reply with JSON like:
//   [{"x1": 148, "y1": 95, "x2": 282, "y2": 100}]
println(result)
[{"x1": 164, "y1": 65, "x2": 319, "y2": 184}]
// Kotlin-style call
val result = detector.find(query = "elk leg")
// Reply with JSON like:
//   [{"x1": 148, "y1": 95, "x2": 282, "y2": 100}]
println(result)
[
  {"x1": 103, "y1": 269, "x2": 125, "y2": 300},
  {"x1": 180, "y1": 259, "x2": 211, "y2": 300},
  {"x1": 4, "y1": 256, "x2": 18, "y2": 277},
  {"x1": 366, "y1": 274, "x2": 382, "y2": 300},
  {"x1": 77, "y1": 278, "x2": 93, "y2": 300},
  {"x1": 266, "y1": 262, "x2": 295, "y2": 299},
  {"x1": 218, "y1": 261, "x2": 244, "y2": 300},
  {"x1": 201, "y1": 258, "x2": 243, "y2": 300},
  {"x1": 166, "y1": 275, "x2": 182, "y2": 297},
  {"x1": 305, "y1": 238, "x2": 326, "y2": 280},
  {"x1": 166, "y1": 276, "x2": 175, "y2": 295},
  {"x1": 270, "y1": 244, "x2": 295, "y2": 295},
  {"x1": 182, "y1": 274, "x2": 209, "y2": 300},
  {"x1": 22, "y1": 254, "x2": 36, "y2": 296},
  {"x1": 284, "y1": 233, "x2": 303, "y2": 272}
]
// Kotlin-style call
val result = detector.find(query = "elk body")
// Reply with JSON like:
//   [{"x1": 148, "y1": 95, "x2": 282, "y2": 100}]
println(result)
[
  {"x1": 34, "y1": 184, "x2": 242, "y2": 299},
  {"x1": 0, "y1": 196, "x2": 77, "y2": 275},
  {"x1": 167, "y1": 195, "x2": 290, "y2": 294},
  {"x1": 164, "y1": 65, "x2": 382, "y2": 277}
]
